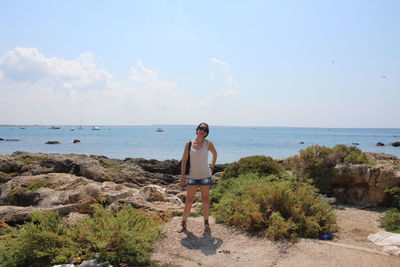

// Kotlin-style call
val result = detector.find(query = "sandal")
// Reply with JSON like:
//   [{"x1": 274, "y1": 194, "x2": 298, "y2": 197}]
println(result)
[
  {"x1": 177, "y1": 221, "x2": 187, "y2": 233},
  {"x1": 204, "y1": 220, "x2": 211, "y2": 231}
]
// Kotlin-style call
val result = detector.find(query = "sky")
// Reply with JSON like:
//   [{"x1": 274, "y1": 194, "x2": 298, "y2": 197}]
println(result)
[{"x1": 0, "y1": 0, "x2": 399, "y2": 127}]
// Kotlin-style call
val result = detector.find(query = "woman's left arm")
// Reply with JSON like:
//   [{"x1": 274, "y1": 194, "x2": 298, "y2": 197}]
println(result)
[{"x1": 208, "y1": 141, "x2": 217, "y2": 172}]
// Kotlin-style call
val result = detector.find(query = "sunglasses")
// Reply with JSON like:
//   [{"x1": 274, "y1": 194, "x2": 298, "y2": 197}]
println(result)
[{"x1": 198, "y1": 126, "x2": 208, "y2": 132}]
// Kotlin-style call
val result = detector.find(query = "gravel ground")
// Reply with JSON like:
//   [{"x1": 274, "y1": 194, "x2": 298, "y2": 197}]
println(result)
[{"x1": 151, "y1": 206, "x2": 400, "y2": 267}]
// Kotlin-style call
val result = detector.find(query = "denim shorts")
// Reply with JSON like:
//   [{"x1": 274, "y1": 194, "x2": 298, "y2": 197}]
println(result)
[{"x1": 186, "y1": 177, "x2": 212, "y2": 186}]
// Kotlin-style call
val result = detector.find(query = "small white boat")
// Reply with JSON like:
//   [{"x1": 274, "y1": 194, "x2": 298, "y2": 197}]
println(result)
[
  {"x1": 156, "y1": 128, "x2": 164, "y2": 132},
  {"x1": 70, "y1": 128, "x2": 75, "y2": 131},
  {"x1": 20, "y1": 126, "x2": 26, "y2": 129},
  {"x1": 92, "y1": 126, "x2": 100, "y2": 130}
]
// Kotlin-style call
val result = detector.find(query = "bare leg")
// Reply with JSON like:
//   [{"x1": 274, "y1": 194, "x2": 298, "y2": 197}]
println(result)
[
  {"x1": 178, "y1": 186, "x2": 197, "y2": 232},
  {"x1": 200, "y1": 185, "x2": 211, "y2": 228}
]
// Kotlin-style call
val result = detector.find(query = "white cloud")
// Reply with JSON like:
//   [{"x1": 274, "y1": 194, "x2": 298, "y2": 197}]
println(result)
[
  {"x1": 206, "y1": 58, "x2": 239, "y2": 106},
  {"x1": 127, "y1": 60, "x2": 188, "y2": 111},
  {"x1": 0, "y1": 47, "x2": 239, "y2": 125},
  {"x1": 129, "y1": 60, "x2": 157, "y2": 83},
  {"x1": 0, "y1": 47, "x2": 112, "y2": 89},
  {"x1": 210, "y1": 58, "x2": 230, "y2": 75}
]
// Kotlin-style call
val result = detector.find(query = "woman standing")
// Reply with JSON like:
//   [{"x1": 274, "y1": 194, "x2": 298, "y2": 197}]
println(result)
[{"x1": 178, "y1": 122, "x2": 217, "y2": 232}]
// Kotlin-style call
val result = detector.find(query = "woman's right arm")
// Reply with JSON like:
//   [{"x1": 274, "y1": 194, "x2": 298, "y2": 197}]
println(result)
[{"x1": 180, "y1": 142, "x2": 190, "y2": 185}]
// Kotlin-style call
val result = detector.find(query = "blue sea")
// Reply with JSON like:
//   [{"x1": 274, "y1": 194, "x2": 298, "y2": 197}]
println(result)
[{"x1": 1, "y1": 126, "x2": 400, "y2": 163}]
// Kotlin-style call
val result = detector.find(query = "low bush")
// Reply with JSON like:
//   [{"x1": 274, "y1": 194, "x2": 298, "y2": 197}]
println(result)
[
  {"x1": 212, "y1": 173, "x2": 337, "y2": 240},
  {"x1": 287, "y1": 144, "x2": 371, "y2": 193},
  {"x1": 381, "y1": 209, "x2": 400, "y2": 233},
  {"x1": 211, "y1": 173, "x2": 292, "y2": 206},
  {"x1": 222, "y1": 155, "x2": 284, "y2": 179},
  {"x1": 385, "y1": 187, "x2": 400, "y2": 209},
  {"x1": 381, "y1": 187, "x2": 400, "y2": 233},
  {"x1": 0, "y1": 211, "x2": 77, "y2": 267},
  {"x1": 70, "y1": 205, "x2": 163, "y2": 266},
  {"x1": 330, "y1": 144, "x2": 370, "y2": 165},
  {"x1": 0, "y1": 205, "x2": 163, "y2": 267}
]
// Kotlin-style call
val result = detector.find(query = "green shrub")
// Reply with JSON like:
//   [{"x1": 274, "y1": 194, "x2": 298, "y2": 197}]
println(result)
[
  {"x1": 0, "y1": 205, "x2": 164, "y2": 267},
  {"x1": 210, "y1": 178, "x2": 237, "y2": 205},
  {"x1": 287, "y1": 145, "x2": 371, "y2": 194},
  {"x1": 330, "y1": 145, "x2": 370, "y2": 165},
  {"x1": 212, "y1": 173, "x2": 337, "y2": 240},
  {"x1": 222, "y1": 155, "x2": 284, "y2": 179},
  {"x1": 70, "y1": 205, "x2": 163, "y2": 266},
  {"x1": 0, "y1": 211, "x2": 77, "y2": 267},
  {"x1": 381, "y1": 209, "x2": 400, "y2": 233},
  {"x1": 385, "y1": 187, "x2": 400, "y2": 209},
  {"x1": 211, "y1": 173, "x2": 288, "y2": 206},
  {"x1": 343, "y1": 151, "x2": 370, "y2": 165},
  {"x1": 287, "y1": 145, "x2": 334, "y2": 193}
]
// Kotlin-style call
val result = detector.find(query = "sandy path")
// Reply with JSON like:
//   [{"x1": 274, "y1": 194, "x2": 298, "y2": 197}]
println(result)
[{"x1": 152, "y1": 206, "x2": 400, "y2": 267}]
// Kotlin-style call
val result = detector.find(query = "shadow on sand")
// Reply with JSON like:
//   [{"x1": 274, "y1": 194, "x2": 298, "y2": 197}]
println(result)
[{"x1": 180, "y1": 230, "x2": 223, "y2": 255}]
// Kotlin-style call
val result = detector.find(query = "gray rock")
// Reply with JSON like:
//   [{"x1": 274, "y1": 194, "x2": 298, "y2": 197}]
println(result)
[
  {"x1": 330, "y1": 162, "x2": 400, "y2": 206},
  {"x1": 140, "y1": 184, "x2": 167, "y2": 201},
  {"x1": 389, "y1": 141, "x2": 400, "y2": 147},
  {"x1": 80, "y1": 259, "x2": 97, "y2": 267},
  {"x1": 45, "y1": 141, "x2": 61, "y2": 144},
  {"x1": 0, "y1": 155, "x2": 22, "y2": 173},
  {"x1": 0, "y1": 173, "x2": 138, "y2": 218},
  {"x1": 125, "y1": 157, "x2": 227, "y2": 175}
]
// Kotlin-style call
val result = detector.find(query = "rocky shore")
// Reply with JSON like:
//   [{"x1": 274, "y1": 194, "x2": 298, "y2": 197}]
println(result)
[
  {"x1": 1, "y1": 150, "x2": 400, "y2": 265},
  {"x1": 0, "y1": 151, "x2": 228, "y2": 225},
  {"x1": 0, "y1": 151, "x2": 399, "y2": 227}
]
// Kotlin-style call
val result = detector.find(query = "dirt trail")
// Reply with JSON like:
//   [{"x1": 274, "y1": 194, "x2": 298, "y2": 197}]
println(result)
[{"x1": 152, "y1": 206, "x2": 400, "y2": 267}]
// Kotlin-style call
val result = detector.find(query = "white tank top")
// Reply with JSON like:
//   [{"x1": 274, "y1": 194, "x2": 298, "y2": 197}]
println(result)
[{"x1": 188, "y1": 140, "x2": 212, "y2": 179}]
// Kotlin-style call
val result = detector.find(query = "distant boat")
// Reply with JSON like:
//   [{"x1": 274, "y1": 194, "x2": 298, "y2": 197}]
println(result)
[
  {"x1": 156, "y1": 128, "x2": 164, "y2": 132},
  {"x1": 49, "y1": 126, "x2": 61, "y2": 129},
  {"x1": 92, "y1": 126, "x2": 100, "y2": 130},
  {"x1": 20, "y1": 126, "x2": 26, "y2": 129},
  {"x1": 78, "y1": 126, "x2": 83, "y2": 130},
  {"x1": 70, "y1": 128, "x2": 75, "y2": 131}
]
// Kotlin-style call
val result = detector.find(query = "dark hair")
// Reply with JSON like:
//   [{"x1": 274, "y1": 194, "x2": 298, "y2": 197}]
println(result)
[{"x1": 196, "y1": 122, "x2": 209, "y2": 137}]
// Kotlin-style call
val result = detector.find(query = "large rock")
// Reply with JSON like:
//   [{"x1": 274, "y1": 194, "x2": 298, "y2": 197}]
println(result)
[
  {"x1": 0, "y1": 198, "x2": 97, "y2": 225},
  {"x1": 140, "y1": 185, "x2": 168, "y2": 201},
  {"x1": 108, "y1": 196, "x2": 183, "y2": 222},
  {"x1": 125, "y1": 158, "x2": 227, "y2": 175},
  {"x1": 389, "y1": 142, "x2": 400, "y2": 147},
  {"x1": 0, "y1": 173, "x2": 138, "y2": 207},
  {"x1": 126, "y1": 158, "x2": 181, "y2": 175},
  {"x1": 0, "y1": 155, "x2": 22, "y2": 173},
  {"x1": 0, "y1": 173, "x2": 140, "y2": 224},
  {"x1": 45, "y1": 141, "x2": 60, "y2": 144},
  {"x1": 8, "y1": 152, "x2": 111, "y2": 182},
  {"x1": 330, "y1": 162, "x2": 400, "y2": 206},
  {"x1": 5, "y1": 152, "x2": 181, "y2": 187}
]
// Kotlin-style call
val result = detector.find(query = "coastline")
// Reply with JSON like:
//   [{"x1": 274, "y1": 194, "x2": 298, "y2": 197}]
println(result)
[
  {"x1": 1, "y1": 125, "x2": 400, "y2": 163},
  {"x1": 1, "y1": 149, "x2": 400, "y2": 265}
]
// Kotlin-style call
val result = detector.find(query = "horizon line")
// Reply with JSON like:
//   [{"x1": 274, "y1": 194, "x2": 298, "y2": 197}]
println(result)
[{"x1": 1, "y1": 124, "x2": 400, "y2": 129}]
